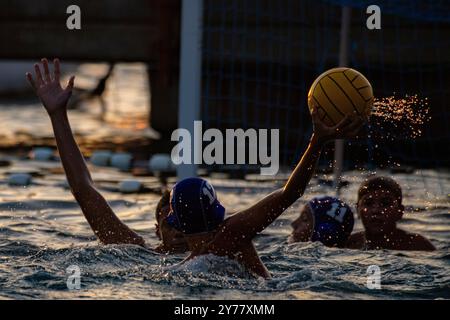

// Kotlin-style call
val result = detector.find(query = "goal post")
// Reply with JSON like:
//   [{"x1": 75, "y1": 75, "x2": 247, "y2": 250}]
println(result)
[
  {"x1": 333, "y1": 6, "x2": 351, "y2": 196},
  {"x1": 177, "y1": 0, "x2": 203, "y2": 179}
]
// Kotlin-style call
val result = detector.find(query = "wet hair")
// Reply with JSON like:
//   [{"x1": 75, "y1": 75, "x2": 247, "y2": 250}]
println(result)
[
  {"x1": 155, "y1": 190, "x2": 171, "y2": 222},
  {"x1": 358, "y1": 176, "x2": 402, "y2": 202}
]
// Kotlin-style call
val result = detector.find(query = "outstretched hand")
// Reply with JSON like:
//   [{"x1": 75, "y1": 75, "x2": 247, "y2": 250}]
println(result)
[
  {"x1": 311, "y1": 103, "x2": 366, "y2": 144},
  {"x1": 26, "y1": 58, "x2": 75, "y2": 115}
]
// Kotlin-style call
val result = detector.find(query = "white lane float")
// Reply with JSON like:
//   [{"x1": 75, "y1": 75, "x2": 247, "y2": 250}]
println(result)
[
  {"x1": 31, "y1": 147, "x2": 54, "y2": 161},
  {"x1": 149, "y1": 154, "x2": 176, "y2": 173},
  {"x1": 8, "y1": 173, "x2": 32, "y2": 186},
  {"x1": 110, "y1": 152, "x2": 133, "y2": 171},
  {"x1": 118, "y1": 180, "x2": 143, "y2": 193},
  {"x1": 90, "y1": 150, "x2": 113, "y2": 167}
]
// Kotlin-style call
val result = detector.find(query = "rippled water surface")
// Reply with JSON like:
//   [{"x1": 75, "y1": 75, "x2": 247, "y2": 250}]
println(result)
[
  {"x1": 0, "y1": 164, "x2": 448, "y2": 299},
  {"x1": 0, "y1": 63, "x2": 448, "y2": 299}
]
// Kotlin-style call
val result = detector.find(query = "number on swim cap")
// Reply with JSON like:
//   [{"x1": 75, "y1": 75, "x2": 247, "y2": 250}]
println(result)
[
  {"x1": 326, "y1": 202, "x2": 347, "y2": 223},
  {"x1": 202, "y1": 181, "x2": 215, "y2": 205}
]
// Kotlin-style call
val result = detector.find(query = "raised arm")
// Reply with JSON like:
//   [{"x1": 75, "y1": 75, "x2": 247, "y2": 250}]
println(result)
[
  {"x1": 217, "y1": 107, "x2": 365, "y2": 243},
  {"x1": 26, "y1": 58, "x2": 145, "y2": 246}
]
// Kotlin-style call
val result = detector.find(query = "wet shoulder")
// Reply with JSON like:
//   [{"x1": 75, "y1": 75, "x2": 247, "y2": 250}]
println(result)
[
  {"x1": 207, "y1": 217, "x2": 247, "y2": 253},
  {"x1": 397, "y1": 229, "x2": 436, "y2": 251}
]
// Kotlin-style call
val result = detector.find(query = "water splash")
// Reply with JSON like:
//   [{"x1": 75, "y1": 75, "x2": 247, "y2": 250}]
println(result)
[{"x1": 370, "y1": 94, "x2": 431, "y2": 140}]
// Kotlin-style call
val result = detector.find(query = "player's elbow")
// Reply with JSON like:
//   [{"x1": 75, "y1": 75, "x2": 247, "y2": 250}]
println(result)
[{"x1": 281, "y1": 187, "x2": 304, "y2": 205}]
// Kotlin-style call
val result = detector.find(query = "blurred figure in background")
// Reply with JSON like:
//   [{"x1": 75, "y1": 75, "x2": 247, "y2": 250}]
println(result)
[
  {"x1": 289, "y1": 196, "x2": 354, "y2": 248},
  {"x1": 346, "y1": 176, "x2": 435, "y2": 251}
]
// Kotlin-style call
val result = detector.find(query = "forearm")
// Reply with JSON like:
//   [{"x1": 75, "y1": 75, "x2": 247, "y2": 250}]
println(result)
[
  {"x1": 253, "y1": 134, "x2": 322, "y2": 229},
  {"x1": 49, "y1": 110, "x2": 93, "y2": 189},
  {"x1": 282, "y1": 133, "x2": 323, "y2": 203},
  {"x1": 219, "y1": 107, "x2": 364, "y2": 243},
  {"x1": 49, "y1": 111, "x2": 144, "y2": 246},
  {"x1": 225, "y1": 134, "x2": 323, "y2": 240},
  {"x1": 28, "y1": 59, "x2": 145, "y2": 246}
]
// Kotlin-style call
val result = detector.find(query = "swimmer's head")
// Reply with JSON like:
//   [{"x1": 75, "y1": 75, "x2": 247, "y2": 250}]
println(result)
[
  {"x1": 166, "y1": 177, "x2": 225, "y2": 235},
  {"x1": 155, "y1": 190, "x2": 188, "y2": 253},
  {"x1": 289, "y1": 196, "x2": 354, "y2": 247},
  {"x1": 357, "y1": 176, "x2": 404, "y2": 235}
]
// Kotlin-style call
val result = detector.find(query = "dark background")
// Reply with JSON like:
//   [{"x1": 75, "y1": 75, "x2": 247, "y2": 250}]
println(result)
[{"x1": 1, "y1": 0, "x2": 449, "y2": 170}]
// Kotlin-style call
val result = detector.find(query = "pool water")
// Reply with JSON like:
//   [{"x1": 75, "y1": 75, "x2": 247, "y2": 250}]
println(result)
[
  {"x1": 0, "y1": 63, "x2": 448, "y2": 299},
  {"x1": 0, "y1": 162, "x2": 448, "y2": 299}
]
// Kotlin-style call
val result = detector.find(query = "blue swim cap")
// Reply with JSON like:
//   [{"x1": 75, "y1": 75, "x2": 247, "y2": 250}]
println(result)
[
  {"x1": 308, "y1": 196, "x2": 354, "y2": 247},
  {"x1": 166, "y1": 177, "x2": 225, "y2": 234}
]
